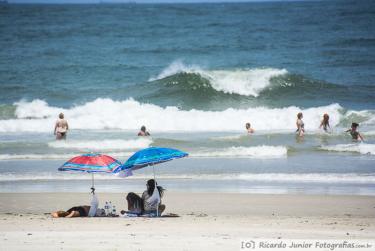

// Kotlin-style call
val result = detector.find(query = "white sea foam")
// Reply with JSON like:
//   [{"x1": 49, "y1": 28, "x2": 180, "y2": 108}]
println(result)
[
  {"x1": 321, "y1": 143, "x2": 375, "y2": 155},
  {"x1": 0, "y1": 99, "x2": 355, "y2": 133},
  {"x1": 0, "y1": 146, "x2": 285, "y2": 160},
  {"x1": 149, "y1": 60, "x2": 288, "y2": 97},
  {"x1": 48, "y1": 138, "x2": 152, "y2": 151},
  {"x1": 191, "y1": 146, "x2": 287, "y2": 158},
  {"x1": 230, "y1": 173, "x2": 375, "y2": 184},
  {"x1": 0, "y1": 152, "x2": 134, "y2": 160},
  {"x1": 1, "y1": 172, "x2": 374, "y2": 184}
]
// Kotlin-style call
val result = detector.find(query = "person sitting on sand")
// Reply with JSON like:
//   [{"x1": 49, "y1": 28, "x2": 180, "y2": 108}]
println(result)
[
  {"x1": 296, "y1": 112, "x2": 305, "y2": 137},
  {"x1": 138, "y1": 125, "x2": 150, "y2": 136},
  {"x1": 54, "y1": 113, "x2": 69, "y2": 140},
  {"x1": 51, "y1": 205, "x2": 90, "y2": 218},
  {"x1": 142, "y1": 179, "x2": 165, "y2": 215},
  {"x1": 120, "y1": 192, "x2": 144, "y2": 216},
  {"x1": 346, "y1": 122, "x2": 364, "y2": 141},
  {"x1": 319, "y1": 113, "x2": 331, "y2": 132},
  {"x1": 245, "y1": 122, "x2": 254, "y2": 134}
]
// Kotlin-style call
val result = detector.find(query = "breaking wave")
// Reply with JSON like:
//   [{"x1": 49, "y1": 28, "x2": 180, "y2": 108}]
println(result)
[
  {"x1": 0, "y1": 98, "x2": 374, "y2": 133},
  {"x1": 149, "y1": 60, "x2": 288, "y2": 97},
  {"x1": 320, "y1": 143, "x2": 375, "y2": 155},
  {"x1": 190, "y1": 146, "x2": 287, "y2": 158}
]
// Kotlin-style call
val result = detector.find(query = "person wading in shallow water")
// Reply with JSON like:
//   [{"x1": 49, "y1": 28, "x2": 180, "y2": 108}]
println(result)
[
  {"x1": 138, "y1": 125, "x2": 150, "y2": 136},
  {"x1": 346, "y1": 122, "x2": 364, "y2": 141},
  {"x1": 245, "y1": 122, "x2": 254, "y2": 134},
  {"x1": 319, "y1": 113, "x2": 331, "y2": 133},
  {"x1": 54, "y1": 113, "x2": 69, "y2": 140},
  {"x1": 296, "y1": 112, "x2": 305, "y2": 137}
]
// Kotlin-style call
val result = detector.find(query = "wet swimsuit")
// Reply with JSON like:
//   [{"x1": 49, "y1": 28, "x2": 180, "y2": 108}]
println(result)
[
  {"x1": 296, "y1": 119, "x2": 304, "y2": 133},
  {"x1": 350, "y1": 131, "x2": 359, "y2": 140}
]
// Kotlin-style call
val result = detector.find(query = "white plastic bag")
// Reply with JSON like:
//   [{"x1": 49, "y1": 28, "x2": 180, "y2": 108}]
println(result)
[{"x1": 88, "y1": 193, "x2": 99, "y2": 217}]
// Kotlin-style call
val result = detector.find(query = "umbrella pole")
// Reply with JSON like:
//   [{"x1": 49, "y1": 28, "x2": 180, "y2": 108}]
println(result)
[
  {"x1": 153, "y1": 164, "x2": 159, "y2": 217},
  {"x1": 91, "y1": 173, "x2": 95, "y2": 194}
]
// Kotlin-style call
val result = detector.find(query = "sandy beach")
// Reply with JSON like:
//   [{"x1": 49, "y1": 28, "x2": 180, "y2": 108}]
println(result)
[{"x1": 0, "y1": 192, "x2": 374, "y2": 250}]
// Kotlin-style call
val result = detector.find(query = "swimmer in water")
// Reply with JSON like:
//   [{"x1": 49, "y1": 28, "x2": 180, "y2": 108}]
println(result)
[
  {"x1": 296, "y1": 112, "x2": 304, "y2": 137},
  {"x1": 345, "y1": 122, "x2": 364, "y2": 141},
  {"x1": 138, "y1": 125, "x2": 150, "y2": 136},
  {"x1": 245, "y1": 122, "x2": 254, "y2": 134},
  {"x1": 54, "y1": 113, "x2": 69, "y2": 140},
  {"x1": 319, "y1": 113, "x2": 331, "y2": 132}
]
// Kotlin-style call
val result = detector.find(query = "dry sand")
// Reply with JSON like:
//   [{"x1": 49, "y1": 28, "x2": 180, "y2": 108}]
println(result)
[{"x1": 0, "y1": 193, "x2": 374, "y2": 250}]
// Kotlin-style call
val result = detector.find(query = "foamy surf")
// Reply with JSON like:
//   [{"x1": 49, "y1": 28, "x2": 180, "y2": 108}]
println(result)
[
  {"x1": 190, "y1": 146, "x2": 288, "y2": 158},
  {"x1": 149, "y1": 60, "x2": 288, "y2": 97},
  {"x1": 1, "y1": 172, "x2": 374, "y2": 184},
  {"x1": 1, "y1": 99, "x2": 367, "y2": 133},
  {"x1": 320, "y1": 143, "x2": 375, "y2": 155},
  {"x1": 0, "y1": 152, "x2": 135, "y2": 160},
  {"x1": 48, "y1": 138, "x2": 152, "y2": 151}
]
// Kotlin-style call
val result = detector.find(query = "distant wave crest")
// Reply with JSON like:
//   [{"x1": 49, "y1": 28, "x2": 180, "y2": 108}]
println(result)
[{"x1": 149, "y1": 60, "x2": 288, "y2": 97}]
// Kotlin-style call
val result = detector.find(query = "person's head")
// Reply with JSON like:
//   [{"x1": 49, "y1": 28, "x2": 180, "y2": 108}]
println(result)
[
  {"x1": 146, "y1": 179, "x2": 164, "y2": 197},
  {"x1": 351, "y1": 122, "x2": 359, "y2": 130},
  {"x1": 245, "y1": 123, "x2": 251, "y2": 129},
  {"x1": 297, "y1": 112, "x2": 303, "y2": 119},
  {"x1": 140, "y1": 126, "x2": 146, "y2": 132},
  {"x1": 323, "y1": 113, "x2": 329, "y2": 121},
  {"x1": 59, "y1": 113, "x2": 64, "y2": 119}
]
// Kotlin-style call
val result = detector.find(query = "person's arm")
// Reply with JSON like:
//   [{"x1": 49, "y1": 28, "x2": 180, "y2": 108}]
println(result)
[
  {"x1": 65, "y1": 210, "x2": 80, "y2": 218},
  {"x1": 319, "y1": 121, "x2": 323, "y2": 129},
  {"x1": 66, "y1": 121, "x2": 69, "y2": 131},
  {"x1": 54, "y1": 121, "x2": 58, "y2": 135}
]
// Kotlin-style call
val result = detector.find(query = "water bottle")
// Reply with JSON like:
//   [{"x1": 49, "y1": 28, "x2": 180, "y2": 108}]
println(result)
[
  {"x1": 104, "y1": 201, "x2": 109, "y2": 216},
  {"x1": 108, "y1": 201, "x2": 113, "y2": 216},
  {"x1": 112, "y1": 205, "x2": 116, "y2": 216}
]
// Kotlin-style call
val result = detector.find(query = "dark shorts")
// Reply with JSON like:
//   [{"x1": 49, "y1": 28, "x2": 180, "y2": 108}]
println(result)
[{"x1": 67, "y1": 206, "x2": 88, "y2": 217}]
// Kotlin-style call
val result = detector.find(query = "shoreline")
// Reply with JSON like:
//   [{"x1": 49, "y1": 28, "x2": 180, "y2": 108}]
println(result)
[
  {"x1": 0, "y1": 193, "x2": 374, "y2": 250},
  {"x1": 1, "y1": 192, "x2": 375, "y2": 216}
]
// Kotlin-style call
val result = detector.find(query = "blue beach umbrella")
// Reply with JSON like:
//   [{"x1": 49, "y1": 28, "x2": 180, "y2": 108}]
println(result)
[{"x1": 119, "y1": 147, "x2": 188, "y2": 177}]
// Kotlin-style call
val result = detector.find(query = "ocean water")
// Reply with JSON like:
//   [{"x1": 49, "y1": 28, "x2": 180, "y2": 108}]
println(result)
[{"x1": 0, "y1": 1, "x2": 375, "y2": 195}]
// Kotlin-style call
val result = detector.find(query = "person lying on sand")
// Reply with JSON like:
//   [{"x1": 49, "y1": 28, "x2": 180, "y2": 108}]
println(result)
[{"x1": 51, "y1": 205, "x2": 90, "y2": 218}]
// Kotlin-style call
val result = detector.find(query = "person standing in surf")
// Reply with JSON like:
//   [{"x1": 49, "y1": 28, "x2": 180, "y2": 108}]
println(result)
[
  {"x1": 54, "y1": 113, "x2": 69, "y2": 140},
  {"x1": 319, "y1": 113, "x2": 331, "y2": 132},
  {"x1": 245, "y1": 122, "x2": 254, "y2": 134},
  {"x1": 296, "y1": 112, "x2": 305, "y2": 137},
  {"x1": 346, "y1": 122, "x2": 364, "y2": 141},
  {"x1": 138, "y1": 125, "x2": 150, "y2": 136}
]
